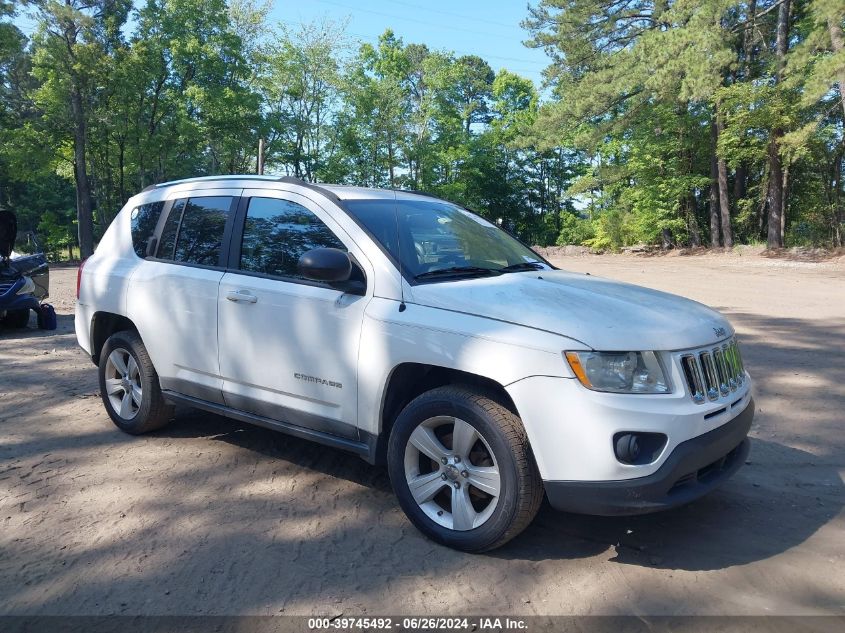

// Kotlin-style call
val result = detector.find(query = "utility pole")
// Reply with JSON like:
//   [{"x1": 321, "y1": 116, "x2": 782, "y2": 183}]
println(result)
[{"x1": 257, "y1": 138, "x2": 265, "y2": 175}]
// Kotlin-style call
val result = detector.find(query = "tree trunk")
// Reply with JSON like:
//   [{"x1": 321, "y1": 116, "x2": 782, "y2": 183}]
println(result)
[
  {"x1": 388, "y1": 138, "x2": 395, "y2": 188},
  {"x1": 555, "y1": 148, "x2": 564, "y2": 235},
  {"x1": 734, "y1": 162, "x2": 747, "y2": 202},
  {"x1": 709, "y1": 122, "x2": 721, "y2": 247},
  {"x1": 767, "y1": 137, "x2": 785, "y2": 247},
  {"x1": 718, "y1": 155, "x2": 733, "y2": 248},
  {"x1": 781, "y1": 165, "x2": 790, "y2": 244},
  {"x1": 766, "y1": 0, "x2": 792, "y2": 248},
  {"x1": 70, "y1": 84, "x2": 95, "y2": 258},
  {"x1": 118, "y1": 139, "x2": 126, "y2": 204},
  {"x1": 687, "y1": 192, "x2": 701, "y2": 247},
  {"x1": 715, "y1": 115, "x2": 733, "y2": 248},
  {"x1": 827, "y1": 16, "x2": 845, "y2": 121},
  {"x1": 834, "y1": 153, "x2": 843, "y2": 247}
]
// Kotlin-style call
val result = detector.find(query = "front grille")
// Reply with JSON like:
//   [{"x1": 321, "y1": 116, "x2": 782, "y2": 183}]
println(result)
[{"x1": 680, "y1": 338, "x2": 745, "y2": 404}]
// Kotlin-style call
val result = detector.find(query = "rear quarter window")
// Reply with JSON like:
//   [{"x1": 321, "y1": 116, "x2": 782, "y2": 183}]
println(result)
[
  {"x1": 130, "y1": 201, "x2": 165, "y2": 258},
  {"x1": 155, "y1": 196, "x2": 234, "y2": 267}
]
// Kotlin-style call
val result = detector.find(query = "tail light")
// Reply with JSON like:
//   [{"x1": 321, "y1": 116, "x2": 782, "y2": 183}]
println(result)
[{"x1": 76, "y1": 257, "x2": 88, "y2": 299}]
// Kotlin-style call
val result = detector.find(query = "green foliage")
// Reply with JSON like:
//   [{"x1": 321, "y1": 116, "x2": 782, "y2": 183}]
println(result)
[
  {"x1": 556, "y1": 212, "x2": 595, "y2": 245},
  {"x1": 1, "y1": 0, "x2": 843, "y2": 257},
  {"x1": 525, "y1": 0, "x2": 845, "y2": 249},
  {"x1": 585, "y1": 209, "x2": 627, "y2": 252}
]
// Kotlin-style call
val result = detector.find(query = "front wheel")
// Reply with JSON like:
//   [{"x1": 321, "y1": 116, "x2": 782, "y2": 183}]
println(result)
[
  {"x1": 98, "y1": 330, "x2": 171, "y2": 434},
  {"x1": 387, "y1": 386, "x2": 543, "y2": 552}
]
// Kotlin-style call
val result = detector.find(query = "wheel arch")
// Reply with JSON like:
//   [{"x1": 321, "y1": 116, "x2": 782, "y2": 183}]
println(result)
[
  {"x1": 372, "y1": 362, "x2": 520, "y2": 465},
  {"x1": 89, "y1": 311, "x2": 138, "y2": 365}
]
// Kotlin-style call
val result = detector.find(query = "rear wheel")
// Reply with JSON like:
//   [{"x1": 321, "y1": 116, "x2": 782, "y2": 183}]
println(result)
[
  {"x1": 2, "y1": 309, "x2": 30, "y2": 329},
  {"x1": 387, "y1": 386, "x2": 542, "y2": 552},
  {"x1": 98, "y1": 330, "x2": 171, "y2": 434}
]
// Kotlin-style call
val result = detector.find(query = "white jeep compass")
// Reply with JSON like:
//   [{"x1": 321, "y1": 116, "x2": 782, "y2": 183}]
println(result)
[{"x1": 75, "y1": 175, "x2": 754, "y2": 552}]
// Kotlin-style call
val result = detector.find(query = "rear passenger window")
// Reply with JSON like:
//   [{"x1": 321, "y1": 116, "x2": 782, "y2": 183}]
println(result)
[
  {"x1": 240, "y1": 197, "x2": 346, "y2": 279},
  {"x1": 130, "y1": 201, "x2": 165, "y2": 258},
  {"x1": 173, "y1": 197, "x2": 232, "y2": 265},
  {"x1": 157, "y1": 197, "x2": 233, "y2": 266}
]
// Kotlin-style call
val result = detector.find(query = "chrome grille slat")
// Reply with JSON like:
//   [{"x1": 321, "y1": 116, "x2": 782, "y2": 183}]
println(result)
[
  {"x1": 713, "y1": 348, "x2": 730, "y2": 396},
  {"x1": 725, "y1": 343, "x2": 737, "y2": 391},
  {"x1": 681, "y1": 338, "x2": 746, "y2": 404},
  {"x1": 733, "y1": 343, "x2": 745, "y2": 386},
  {"x1": 681, "y1": 355, "x2": 706, "y2": 404},
  {"x1": 698, "y1": 352, "x2": 719, "y2": 400},
  {"x1": 722, "y1": 345, "x2": 736, "y2": 391},
  {"x1": 731, "y1": 341, "x2": 745, "y2": 387}
]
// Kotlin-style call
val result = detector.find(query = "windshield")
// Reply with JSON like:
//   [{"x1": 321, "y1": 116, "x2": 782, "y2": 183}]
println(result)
[{"x1": 344, "y1": 198, "x2": 550, "y2": 281}]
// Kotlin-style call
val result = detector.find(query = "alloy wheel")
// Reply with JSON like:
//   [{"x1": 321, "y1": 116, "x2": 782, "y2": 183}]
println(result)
[
  {"x1": 103, "y1": 347, "x2": 143, "y2": 419},
  {"x1": 403, "y1": 416, "x2": 501, "y2": 531}
]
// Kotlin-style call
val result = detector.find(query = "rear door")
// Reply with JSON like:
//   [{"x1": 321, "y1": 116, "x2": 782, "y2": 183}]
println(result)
[
  {"x1": 217, "y1": 189, "x2": 371, "y2": 439},
  {"x1": 128, "y1": 189, "x2": 239, "y2": 403}
]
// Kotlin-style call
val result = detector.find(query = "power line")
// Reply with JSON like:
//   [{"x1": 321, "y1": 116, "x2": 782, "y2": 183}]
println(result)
[
  {"x1": 313, "y1": 0, "x2": 523, "y2": 42},
  {"x1": 11, "y1": 12, "x2": 549, "y2": 75},
  {"x1": 345, "y1": 30, "x2": 546, "y2": 73},
  {"x1": 387, "y1": 0, "x2": 517, "y2": 30},
  {"x1": 269, "y1": 20, "x2": 547, "y2": 75}
]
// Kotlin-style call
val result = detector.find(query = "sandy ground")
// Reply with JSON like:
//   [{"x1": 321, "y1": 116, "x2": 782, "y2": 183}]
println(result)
[{"x1": 0, "y1": 255, "x2": 843, "y2": 616}]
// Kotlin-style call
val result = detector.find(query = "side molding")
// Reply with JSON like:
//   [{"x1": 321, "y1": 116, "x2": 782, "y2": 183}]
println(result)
[{"x1": 162, "y1": 390, "x2": 376, "y2": 461}]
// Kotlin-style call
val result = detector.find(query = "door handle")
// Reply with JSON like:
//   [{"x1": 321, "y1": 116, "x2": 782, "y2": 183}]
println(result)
[{"x1": 226, "y1": 290, "x2": 258, "y2": 304}]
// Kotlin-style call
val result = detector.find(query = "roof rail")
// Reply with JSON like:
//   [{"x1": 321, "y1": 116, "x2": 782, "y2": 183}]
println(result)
[{"x1": 141, "y1": 174, "x2": 310, "y2": 191}]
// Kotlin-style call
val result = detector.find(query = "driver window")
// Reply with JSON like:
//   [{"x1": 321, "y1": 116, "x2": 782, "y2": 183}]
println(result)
[{"x1": 239, "y1": 197, "x2": 347, "y2": 280}]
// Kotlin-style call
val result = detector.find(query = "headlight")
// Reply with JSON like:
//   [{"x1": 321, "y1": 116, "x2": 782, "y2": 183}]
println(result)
[
  {"x1": 564, "y1": 351, "x2": 670, "y2": 394},
  {"x1": 16, "y1": 276, "x2": 35, "y2": 296}
]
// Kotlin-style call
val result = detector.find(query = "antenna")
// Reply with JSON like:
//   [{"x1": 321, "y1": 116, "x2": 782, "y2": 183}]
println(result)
[{"x1": 392, "y1": 188, "x2": 407, "y2": 312}]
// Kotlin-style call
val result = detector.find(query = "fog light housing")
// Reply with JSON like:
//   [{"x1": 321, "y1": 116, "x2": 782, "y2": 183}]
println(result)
[{"x1": 613, "y1": 432, "x2": 667, "y2": 465}]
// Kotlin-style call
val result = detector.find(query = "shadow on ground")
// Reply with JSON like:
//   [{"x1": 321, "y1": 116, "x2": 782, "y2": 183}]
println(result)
[
  {"x1": 150, "y1": 304, "x2": 845, "y2": 574},
  {"x1": 497, "y1": 437, "x2": 842, "y2": 570},
  {"x1": 1, "y1": 301, "x2": 843, "y2": 615},
  {"x1": 0, "y1": 313, "x2": 74, "y2": 341},
  {"x1": 161, "y1": 408, "x2": 844, "y2": 573}
]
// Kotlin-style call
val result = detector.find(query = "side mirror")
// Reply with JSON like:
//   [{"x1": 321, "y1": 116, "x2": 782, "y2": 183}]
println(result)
[{"x1": 297, "y1": 247, "x2": 352, "y2": 283}]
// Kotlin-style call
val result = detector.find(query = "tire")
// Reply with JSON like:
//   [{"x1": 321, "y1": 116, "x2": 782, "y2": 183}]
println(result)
[
  {"x1": 98, "y1": 330, "x2": 171, "y2": 434},
  {"x1": 2, "y1": 309, "x2": 30, "y2": 329},
  {"x1": 387, "y1": 385, "x2": 543, "y2": 552}
]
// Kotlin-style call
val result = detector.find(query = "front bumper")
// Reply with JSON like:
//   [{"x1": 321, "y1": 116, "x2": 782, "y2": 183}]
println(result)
[{"x1": 544, "y1": 398, "x2": 754, "y2": 515}]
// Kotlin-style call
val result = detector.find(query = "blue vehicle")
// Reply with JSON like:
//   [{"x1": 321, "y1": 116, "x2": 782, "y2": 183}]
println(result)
[{"x1": 0, "y1": 210, "x2": 50, "y2": 329}]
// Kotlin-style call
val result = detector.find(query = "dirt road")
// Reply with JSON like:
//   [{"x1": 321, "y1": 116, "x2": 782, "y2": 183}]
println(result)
[{"x1": 1, "y1": 255, "x2": 843, "y2": 616}]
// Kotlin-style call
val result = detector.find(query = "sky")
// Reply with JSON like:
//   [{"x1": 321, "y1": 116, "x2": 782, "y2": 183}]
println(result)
[
  {"x1": 12, "y1": 0, "x2": 551, "y2": 87},
  {"x1": 274, "y1": 0, "x2": 550, "y2": 86}
]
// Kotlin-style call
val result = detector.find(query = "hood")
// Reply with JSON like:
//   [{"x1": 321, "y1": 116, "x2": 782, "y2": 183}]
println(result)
[
  {"x1": 0, "y1": 210, "x2": 16, "y2": 259},
  {"x1": 410, "y1": 269, "x2": 733, "y2": 351}
]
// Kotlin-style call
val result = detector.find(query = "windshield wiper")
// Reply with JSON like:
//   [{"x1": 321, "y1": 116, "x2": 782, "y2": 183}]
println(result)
[
  {"x1": 500, "y1": 261, "x2": 546, "y2": 272},
  {"x1": 414, "y1": 266, "x2": 502, "y2": 281}
]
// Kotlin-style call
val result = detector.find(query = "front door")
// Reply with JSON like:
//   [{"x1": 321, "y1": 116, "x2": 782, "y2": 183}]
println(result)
[{"x1": 217, "y1": 189, "x2": 370, "y2": 439}]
